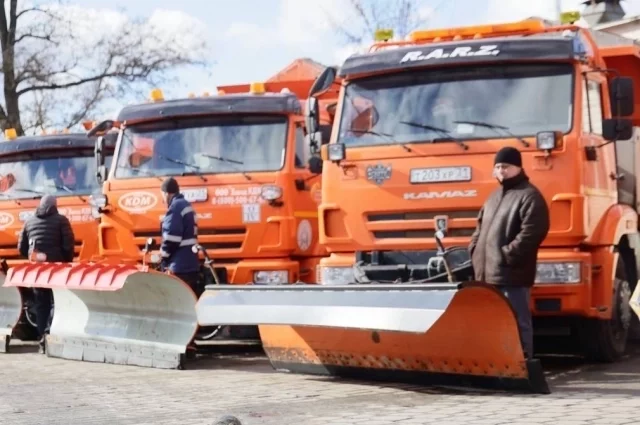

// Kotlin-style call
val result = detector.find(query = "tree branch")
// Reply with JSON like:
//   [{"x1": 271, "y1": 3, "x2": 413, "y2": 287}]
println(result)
[{"x1": 14, "y1": 33, "x2": 53, "y2": 45}]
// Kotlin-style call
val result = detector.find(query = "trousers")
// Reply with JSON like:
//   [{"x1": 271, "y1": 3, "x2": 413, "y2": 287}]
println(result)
[
  {"x1": 174, "y1": 271, "x2": 202, "y2": 298},
  {"x1": 500, "y1": 286, "x2": 534, "y2": 358},
  {"x1": 34, "y1": 288, "x2": 53, "y2": 338}
]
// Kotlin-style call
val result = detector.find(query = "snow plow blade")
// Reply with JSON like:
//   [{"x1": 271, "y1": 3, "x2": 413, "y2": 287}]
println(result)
[
  {"x1": 630, "y1": 280, "x2": 640, "y2": 321},
  {"x1": 197, "y1": 282, "x2": 550, "y2": 394},
  {"x1": 5, "y1": 263, "x2": 198, "y2": 369},
  {"x1": 0, "y1": 272, "x2": 23, "y2": 352}
]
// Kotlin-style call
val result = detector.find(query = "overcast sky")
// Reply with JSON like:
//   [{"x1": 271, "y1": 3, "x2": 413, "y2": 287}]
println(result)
[{"x1": 70, "y1": 0, "x2": 639, "y2": 100}]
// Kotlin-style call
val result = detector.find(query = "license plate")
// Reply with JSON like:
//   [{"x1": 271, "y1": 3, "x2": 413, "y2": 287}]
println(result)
[
  {"x1": 182, "y1": 187, "x2": 208, "y2": 202},
  {"x1": 410, "y1": 166, "x2": 472, "y2": 183}
]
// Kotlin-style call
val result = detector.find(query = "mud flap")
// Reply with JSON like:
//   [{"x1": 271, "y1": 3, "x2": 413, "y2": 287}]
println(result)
[
  {"x1": 0, "y1": 272, "x2": 23, "y2": 352},
  {"x1": 197, "y1": 282, "x2": 550, "y2": 394},
  {"x1": 5, "y1": 263, "x2": 198, "y2": 369}
]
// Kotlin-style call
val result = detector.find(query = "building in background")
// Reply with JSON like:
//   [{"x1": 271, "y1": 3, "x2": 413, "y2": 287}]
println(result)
[{"x1": 583, "y1": 0, "x2": 640, "y2": 39}]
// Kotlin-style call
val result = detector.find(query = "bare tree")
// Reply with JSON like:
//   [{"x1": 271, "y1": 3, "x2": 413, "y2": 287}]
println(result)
[
  {"x1": 0, "y1": 0, "x2": 211, "y2": 135},
  {"x1": 323, "y1": 0, "x2": 441, "y2": 46}
]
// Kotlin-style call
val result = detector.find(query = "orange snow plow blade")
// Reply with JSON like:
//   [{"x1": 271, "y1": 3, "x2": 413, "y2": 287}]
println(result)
[
  {"x1": 0, "y1": 271, "x2": 23, "y2": 352},
  {"x1": 5, "y1": 262, "x2": 198, "y2": 369},
  {"x1": 197, "y1": 282, "x2": 550, "y2": 394}
]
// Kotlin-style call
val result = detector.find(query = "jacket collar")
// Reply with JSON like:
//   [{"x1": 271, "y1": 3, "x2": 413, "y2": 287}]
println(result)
[
  {"x1": 168, "y1": 193, "x2": 184, "y2": 207},
  {"x1": 500, "y1": 171, "x2": 529, "y2": 192}
]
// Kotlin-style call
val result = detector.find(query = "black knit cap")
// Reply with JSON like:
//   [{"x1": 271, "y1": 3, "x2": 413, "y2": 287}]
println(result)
[
  {"x1": 160, "y1": 177, "x2": 180, "y2": 194},
  {"x1": 494, "y1": 147, "x2": 522, "y2": 167}
]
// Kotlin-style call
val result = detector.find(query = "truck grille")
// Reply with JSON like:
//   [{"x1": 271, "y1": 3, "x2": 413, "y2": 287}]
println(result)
[
  {"x1": 366, "y1": 209, "x2": 480, "y2": 240},
  {"x1": 133, "y1": 227, "x2": 246, "y2": 251}
]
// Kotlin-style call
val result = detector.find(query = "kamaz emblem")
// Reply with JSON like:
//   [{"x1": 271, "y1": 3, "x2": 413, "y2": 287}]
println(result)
[
  {"x1": 434, "y1": 215, "x2": 449, "y2": 233},
  {"x1": 366, "y1": 163, "x2": 392, "y2": 185}
]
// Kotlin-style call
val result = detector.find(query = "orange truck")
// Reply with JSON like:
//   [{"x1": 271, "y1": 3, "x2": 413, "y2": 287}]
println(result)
[
  {"x1": 0, "y1": 129, "x2": 116, "y2": 347},
  {"x1": 196, "y1": 16, "x2": 640, "y2": 393},
  {"x1": 83, "y1": 61, "x2": 339, "y2": 341}
]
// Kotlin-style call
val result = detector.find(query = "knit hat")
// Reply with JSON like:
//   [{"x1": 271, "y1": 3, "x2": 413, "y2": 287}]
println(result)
[
  {"x1": 40, "y1": 194, "x2": 57, "y2": 208},
  {"x1": 494, "y1": 147, "x2": 522, "y2": 168},
  {"x1": 160, "y1": 177, "x2": 180, "y2": 194}
]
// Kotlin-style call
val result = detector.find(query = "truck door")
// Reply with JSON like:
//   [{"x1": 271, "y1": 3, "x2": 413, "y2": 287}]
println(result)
[{"x1": 581, "y1": 75, "x2": 618, "y2": 233}]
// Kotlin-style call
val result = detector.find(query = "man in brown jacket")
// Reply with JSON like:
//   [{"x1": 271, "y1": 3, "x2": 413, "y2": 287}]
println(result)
[{"x1": 469, "y1": 147, "x2": 550, "y2": 359}]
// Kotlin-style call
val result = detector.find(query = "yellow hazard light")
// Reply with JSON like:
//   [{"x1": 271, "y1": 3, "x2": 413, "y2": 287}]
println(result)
[
  {"x1": 249, "y1": 82, "x2": 266, "y2": 94},
  {"x1": 150, "y1": 88, "x2": 164, "y2": 102},
  {"x1": 217, "y1": 89, "x2": 225, "y2": 95},
  {"x1": 82, "y1": 120, "x2": 95, "y2": 131},
  {"x1": 409, "y1": 19, "x2": 545, "y2": 42},
  {"x1": 374, "y1": 28, "x2": 394, "y2": 42},
  {"x1": 187, "y1": 92, "x2": 195, "y2": 98},
  {"x1": 560, "y1": 11, "x2": 581, "y2": 24},
  {"x1": 4, "y1": 128, "x2": 17, "y2": 140},
  {"x1": 202, "y1": 91, "x2": 210, "y2": 97}
]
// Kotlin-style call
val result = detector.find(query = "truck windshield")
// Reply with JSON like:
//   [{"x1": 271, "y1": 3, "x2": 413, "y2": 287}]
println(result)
[
  {"x1": 337, "y1": 63, "x2": 573, "y2": 147},
  {"x1": 0, "y1": 150, "x2": 102, "y2": 200},
  {"x1": 113, "y1": 115, "x2": 288, "y2": 179}
]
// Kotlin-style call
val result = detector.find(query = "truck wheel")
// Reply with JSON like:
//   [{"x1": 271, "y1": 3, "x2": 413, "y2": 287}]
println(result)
[{"x1": 582, "y1": 269, "x2": 632, "y2": 362}]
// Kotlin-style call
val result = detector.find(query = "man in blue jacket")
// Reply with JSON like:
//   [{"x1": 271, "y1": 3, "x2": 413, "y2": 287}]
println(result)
[{"x1": 159, "y1": 177, "x2": 201, "y2": 296}]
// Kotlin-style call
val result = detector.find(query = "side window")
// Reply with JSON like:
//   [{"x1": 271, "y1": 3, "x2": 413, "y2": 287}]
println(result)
[
  {"x1": 294, "y1": 125, "x2": 309, "y2": 169},
  {"x1": 583, "y1": 80, "x2": 603, "y2": 135}
]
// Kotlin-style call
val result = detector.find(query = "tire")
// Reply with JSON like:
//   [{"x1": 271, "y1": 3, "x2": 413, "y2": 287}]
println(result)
[{"x1": 581, "y1": 258, "x2": 632, "y2": 362}]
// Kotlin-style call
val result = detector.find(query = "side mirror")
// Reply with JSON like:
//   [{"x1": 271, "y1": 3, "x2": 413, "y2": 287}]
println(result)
[
  {"x1": 305, "y1": 131, "x2": 322, "y2": 156},
  {"x1": 308, "y1": 66, "x2": 338, "y2": 98},
  {"x1": 603, "y1": 118, "x2": 633, "y2": 142},
  {"x1": 94, "y1": 136, "x2": 105, "y2": 167},
  {"x1": 308, "y1": 156, "x2": 323, "y2": 174},
  {"x1": 96, "y1": 164, "x2": 107, "y2": 185},
  {"x1": 87, "y1": 120, "x2": 115, "y2": 137},
  {"x1": 305, "y1": 97, "x2": 319, "y2": 135},
  {"x1": 610, "y1": 77, "x2": 634, "y2": 117}
]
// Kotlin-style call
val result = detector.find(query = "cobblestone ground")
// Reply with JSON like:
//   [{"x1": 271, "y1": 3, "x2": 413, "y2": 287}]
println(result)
[{"x1": 0, "y1": 342, "x2": 638, "y2": 425}]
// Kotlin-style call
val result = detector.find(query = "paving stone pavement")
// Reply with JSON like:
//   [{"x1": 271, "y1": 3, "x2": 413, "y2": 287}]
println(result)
[{"x1": 0, "y1": 343, "x2": 639, "y2": 425}]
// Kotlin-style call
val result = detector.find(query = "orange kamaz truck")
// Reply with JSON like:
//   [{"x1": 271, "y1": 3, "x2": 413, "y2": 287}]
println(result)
[
  {"x1": 0, "y1": 129, "x2": 116, "y2": 346},
  {"x1": 195, "y1": 17, "x2": 640, "y2": 393},
  {"x1": 86, "y1": 62, "x2": 339, "y2": 340}
]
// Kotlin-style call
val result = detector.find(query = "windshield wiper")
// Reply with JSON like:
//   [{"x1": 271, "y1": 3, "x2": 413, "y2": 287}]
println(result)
[
  {"x1": 11, "y1": 187, "x2": 46, "y2": 196},
  {"x1": 348, "y1": 129, "x2": 413, "y2": 152},
  {"x1": 453, "y1": 120, "x2": 530, "y2": 147},
  {"x1": 118, "y1": 164, "x2": 163, "y2": 181},
  {"x1": 200, "y1": 154, "x2": 252, "y2": 181},
  {"x1": 399, "y1": 121, "x2": 468, "y2": 150},
  {"x1": 45, "y1": 185, "x2": 87, "y2": 201},
  {"x1": 157, "y1": 154, "x2": 207, "y2": 182}
]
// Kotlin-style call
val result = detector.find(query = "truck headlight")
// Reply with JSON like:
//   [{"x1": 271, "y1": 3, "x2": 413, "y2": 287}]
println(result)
[
  {"x1": 535, "y1": 262, "x2": 581, "y2": 284},
  {"x1": 90, "y1": 207, "x2": 101, "y2": 219},
  {"x1": 260, "y1": 185, "x2": 283, "y2": 201},
  {"x1": 89, "y1": 194, "x2": 108, "y2": 208},
  {"x1": 254, "y1": 270, "x2": 288, "y2": 284},
  {"x1": 319, "y1": 266, "x2": 354, "y2": 285}
]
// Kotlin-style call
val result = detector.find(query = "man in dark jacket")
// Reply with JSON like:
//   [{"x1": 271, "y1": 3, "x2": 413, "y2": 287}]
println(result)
[
  {"x1": 468, "y1": 147, "x2": 550, "y2": 359},
  {"x1": 159, "y1": 177, "x2": 201, "y2": 296},
  {"x1": 17, "y1": 194, "x2": 75, "y2": 347}
]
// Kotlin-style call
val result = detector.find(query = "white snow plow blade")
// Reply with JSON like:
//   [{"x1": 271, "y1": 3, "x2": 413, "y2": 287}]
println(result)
[
  {"x1": 196, "y1": 283, "x2": 460, "y2": 332},
  {"x1": 631, "y1": 280, "x2": 640, "y2": 321},
  {"x1": 5, "y1": 263, "x2": 198, "y2": 369},
  {"x1": 0, "y1": 272, "x2": 23, "y2": 352}
]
